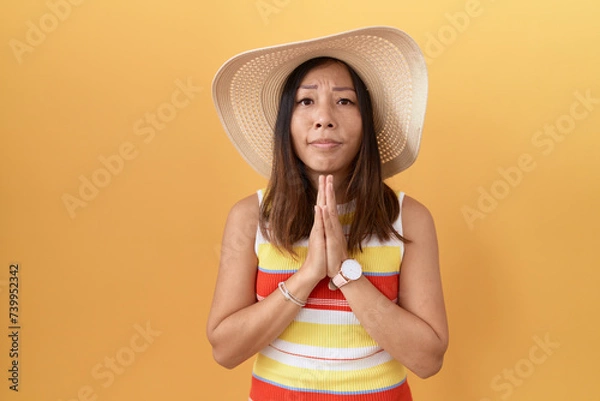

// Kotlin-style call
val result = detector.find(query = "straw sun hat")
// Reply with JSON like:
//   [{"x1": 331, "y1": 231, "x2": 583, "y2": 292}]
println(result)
[{"x1": 212, "y1": 26, "x2": 428, "y2": 179}]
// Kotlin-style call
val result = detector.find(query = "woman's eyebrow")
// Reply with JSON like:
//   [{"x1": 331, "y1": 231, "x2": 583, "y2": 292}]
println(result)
[
  {"x1": 333, "y1": 86, "x2": 356, "y2": 92},
  {"x1": 298, "y1": 84, "x2": 356, "y2": 92}
]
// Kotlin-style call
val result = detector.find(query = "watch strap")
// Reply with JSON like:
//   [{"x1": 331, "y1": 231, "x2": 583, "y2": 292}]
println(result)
[{"x1": 332, "y1": 272, "x2": 349, "y2": 288}]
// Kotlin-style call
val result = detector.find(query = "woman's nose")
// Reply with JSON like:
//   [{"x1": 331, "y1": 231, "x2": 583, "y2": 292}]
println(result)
[{"x1": 314, "y1": 103, "x2": 336, "y2": 129}]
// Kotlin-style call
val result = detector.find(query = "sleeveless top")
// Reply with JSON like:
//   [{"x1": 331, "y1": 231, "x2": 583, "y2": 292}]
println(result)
[{"x1": 250, "y1": 190, "x2": 413, "y2": 401}]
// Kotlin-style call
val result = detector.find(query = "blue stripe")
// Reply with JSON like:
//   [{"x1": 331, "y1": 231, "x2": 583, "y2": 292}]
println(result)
[
  {"x1": 258, "y1": 266, "x2": 298, "y2": 274},
  {"x1": 258, "y1": 268, "x2": 397, "y2": 276},
  {"x1": 252, "y1": 373, "x2": 406, "y2": 395},
  {"x1": 364, "y1": 271, "x2": 399, "y2": 277}
]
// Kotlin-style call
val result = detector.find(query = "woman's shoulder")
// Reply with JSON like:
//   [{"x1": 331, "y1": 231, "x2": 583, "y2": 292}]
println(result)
[
  {"x1": 222, "y1": 193, "x2": 261, "y2": 249},
  {"x1": 400, "y1": 194, "x2": 436, "y2": 235},
  {"x1": 228, "y1": 192, "x2": 260, "y2": 221}
]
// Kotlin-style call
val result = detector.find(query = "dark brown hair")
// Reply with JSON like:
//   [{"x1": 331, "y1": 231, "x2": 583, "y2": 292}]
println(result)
[{"x1": 260, "y1": 57, "x2": 408, "y2": 256}]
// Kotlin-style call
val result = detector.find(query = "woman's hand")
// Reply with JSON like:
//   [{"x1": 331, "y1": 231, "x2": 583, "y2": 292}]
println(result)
[
  {"x1": 301, "y1": 175, "x2": 348, "y2": 282},
  {"x1": 300, "y1": 178, "x2": 328, "y2": 284},
  {"x1": 320, "y1": 175, "x2": 348, "y2": 278}
]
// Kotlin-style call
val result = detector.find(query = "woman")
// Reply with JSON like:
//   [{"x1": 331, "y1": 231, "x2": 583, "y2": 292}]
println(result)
[{"x1": 208, "y1": 26, "x2": 448, "y2": 400}]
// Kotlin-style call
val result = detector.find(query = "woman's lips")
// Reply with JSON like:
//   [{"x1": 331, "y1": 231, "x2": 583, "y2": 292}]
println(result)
[{"x1": 310, "y1": 139, "x2": 341, "y2": 149}]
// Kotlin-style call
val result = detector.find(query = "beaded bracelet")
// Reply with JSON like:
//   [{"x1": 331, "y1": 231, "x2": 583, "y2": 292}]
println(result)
[{"x1": 278, "y1": 281, "x2": 307, "y2": 307}]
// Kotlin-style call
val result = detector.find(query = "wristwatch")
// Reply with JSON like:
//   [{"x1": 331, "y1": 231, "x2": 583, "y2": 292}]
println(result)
[{"x1": 328, "y1": 259, "x2": 362, "y2": 290}]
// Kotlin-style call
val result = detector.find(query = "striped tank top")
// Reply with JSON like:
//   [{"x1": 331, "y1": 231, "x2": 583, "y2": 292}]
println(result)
[{"x1": 250, "y1": 190, "x2": 412, "y2": 401}]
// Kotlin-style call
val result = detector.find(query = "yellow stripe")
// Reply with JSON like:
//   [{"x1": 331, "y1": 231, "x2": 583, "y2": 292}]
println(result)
[
  {"x1": 258, "y1": 243, "x2": 400, "y2": 274},
  {"x1": 354, "y1": 246, "x2": 401, "y2": 274},
  {"x1": 253, "y1": 354, "x2": 407, "y2": 392},
  {"x1": 279, "y1": 321, "x2": 378, "y2": 348},
  {"x1": 257, "y1": 243, "x2": 307, "y2": 271},
  {"x1": 338, "y1": 211, "x2": 353, "y2": 226}
]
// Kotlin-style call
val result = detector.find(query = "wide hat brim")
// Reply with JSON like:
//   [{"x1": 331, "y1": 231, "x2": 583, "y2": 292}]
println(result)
[{"x1": 212, "y1": 26, "x2": 428, "y2": 179}]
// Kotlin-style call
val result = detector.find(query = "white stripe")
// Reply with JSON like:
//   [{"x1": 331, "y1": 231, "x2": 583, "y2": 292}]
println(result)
[
  {"x1": 270, "y1": 338, "x2": 382, "y2": 360},
  {"x1": 257, "y1": 233, "x2": 403, "y2": 248},
  {"x1": 295, "y1": 307, "x2": 360, "y2": 325},
  {"x1": 258, "y1": 296, "x2": 398, "y2": 306},
  {"x1": 307, "y1": 297, "x2": 399, "y2": 306},
  {"x1": 256, "y1": 237, "x2": 309, "y2": 247},
  {"x1": 359, "y1": 235, "x2": 404, "y2": 247},
  {"x1": 254, "y1": 189, "x2": 265, "y2": 256},
  {"x1": 336, "y1": 199, "x2": 356, "y2": 215},
  {"x1": 258, "y1": 230, "x2": 402, "y2": 248},
  {"x1": 307, "y1": 298, "x2": 349, "y2": 307},
  {"x1": 395, "y1": 191, "x2": 406, "y2": 261},
  {"x1": 260, "y1": 344, "x2": 394, "y2": 371}
]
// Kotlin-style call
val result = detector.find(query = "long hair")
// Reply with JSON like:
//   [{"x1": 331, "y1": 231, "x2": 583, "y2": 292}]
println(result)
[{"x1": 260, "y1": 57, "x2": 408, "y2": 256}]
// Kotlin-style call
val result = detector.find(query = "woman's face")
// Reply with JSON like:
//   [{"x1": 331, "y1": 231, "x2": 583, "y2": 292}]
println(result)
[{"x1": 290, "y1": 61, "x2": 363, "y2": 182}]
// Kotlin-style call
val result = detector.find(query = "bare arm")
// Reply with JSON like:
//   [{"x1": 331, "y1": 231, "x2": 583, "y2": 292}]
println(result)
[
  {"x1": 206, "y1": 194, "x2": 326, "y2": 368},
  {"x1": 321, "y1": 184, "x2": 449, "y2": 378}
]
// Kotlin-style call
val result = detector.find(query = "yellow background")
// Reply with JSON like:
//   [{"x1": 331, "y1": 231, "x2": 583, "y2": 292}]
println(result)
[{"x1": 1, "y1": 0, "x2": 599, "y2": 400}]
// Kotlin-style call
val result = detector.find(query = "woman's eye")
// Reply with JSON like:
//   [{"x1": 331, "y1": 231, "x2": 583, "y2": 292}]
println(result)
[
  {"x1": 338, "y1": 98, "x2": 355, "y2": 105},
  {"x1": 297, "y1": 98, "x2": 313, "y2": 106}
]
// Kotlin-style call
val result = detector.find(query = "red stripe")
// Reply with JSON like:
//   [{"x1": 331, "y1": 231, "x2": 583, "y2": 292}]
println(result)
[
  {"x1": 256, "y1": 271, "x2": 294, "y2": 297},
  {"x1": 250, "y1": 375, "x2": 412, "y2": 401},
  {"x1": 256, "y1": 272, "x2": 399, "y2": 308}
]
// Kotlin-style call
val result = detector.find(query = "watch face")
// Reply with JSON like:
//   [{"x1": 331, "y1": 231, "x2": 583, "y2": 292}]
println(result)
[{"x1": 341, "y1": 259, "x2": 362, "y2": 280}]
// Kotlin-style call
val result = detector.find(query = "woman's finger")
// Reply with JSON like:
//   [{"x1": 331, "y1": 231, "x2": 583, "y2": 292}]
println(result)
[
  {"x1": 311, "y1": 205, "x2": 323, "y2": 235},
  {"x1": 321, "y1": 205, "x2": 346, "y2": 277},
  {"x1": 316, "y1": 175, "x2": 325, "y2": 207},
  {"x1": 325, "y1": 175, "x2": 337, "y2": 217},
  {"x1": 304, "y1": 205, "x2": 327, "y2": 280}
]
